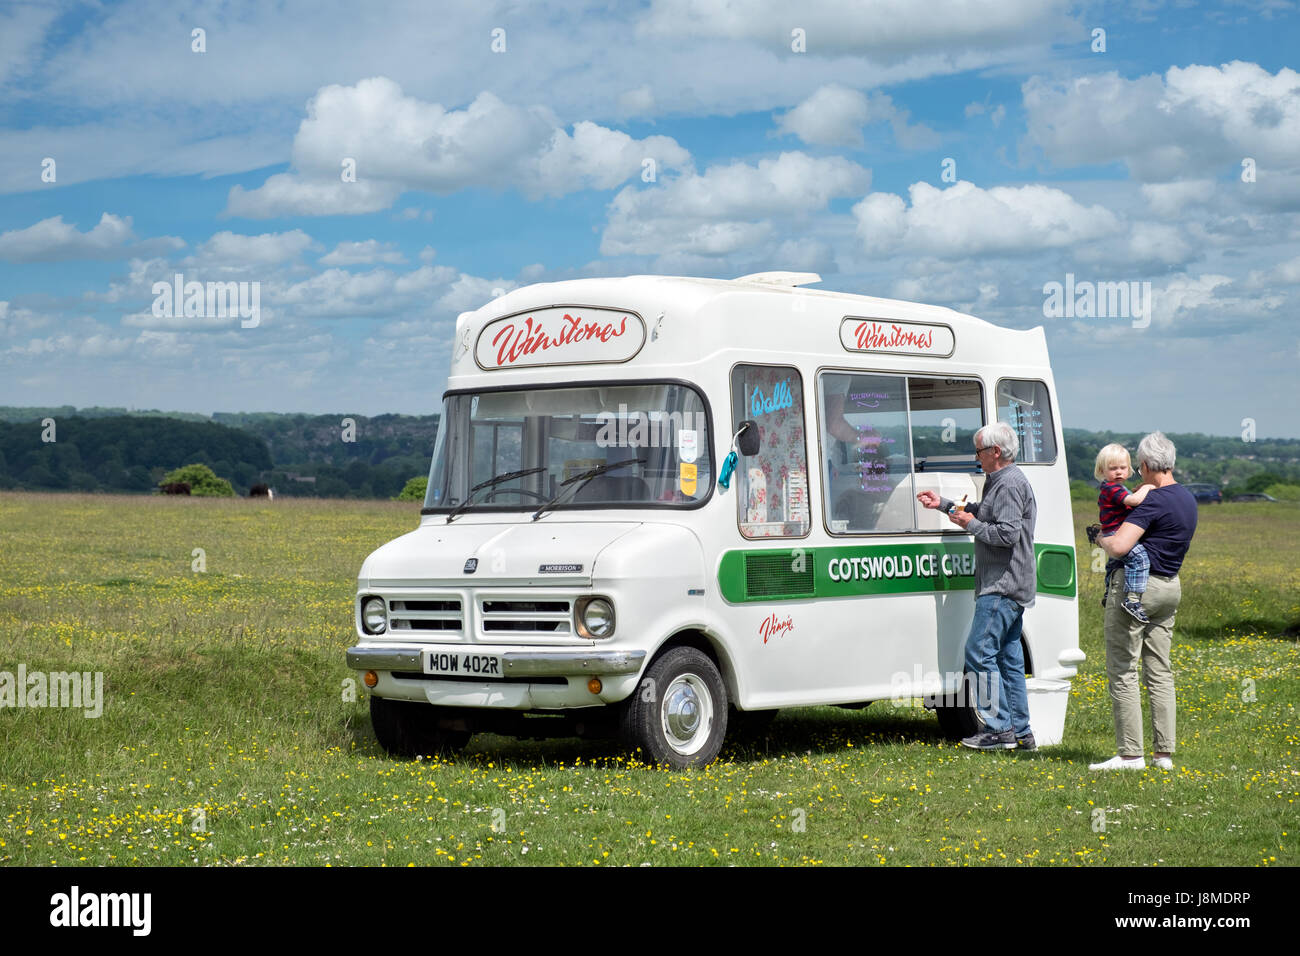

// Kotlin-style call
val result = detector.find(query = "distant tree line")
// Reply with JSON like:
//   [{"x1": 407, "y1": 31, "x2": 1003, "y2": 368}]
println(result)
[
  {"x1": 2, "y1": 409, "x2": 1297, "y2": 500},
  {"x1": 1062, "y1": 428, "x2": 1300, "y2": 490},
  {"x1": 0, "y1": 409, "x2": 436, "y2": 499},
  {"x1": 0, "y1": 417, "x2": 271, "y2": 493}
]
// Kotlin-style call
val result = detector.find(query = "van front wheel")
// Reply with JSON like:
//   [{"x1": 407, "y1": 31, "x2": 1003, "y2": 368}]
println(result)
[{"x1": 621, "y1": 647, "x2": 728, "y2": 769}]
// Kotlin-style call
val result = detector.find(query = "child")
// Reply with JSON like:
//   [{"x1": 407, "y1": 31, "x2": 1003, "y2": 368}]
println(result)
[{"x1": 1087, "y1": 444, "x2": 1154, "y2": 623}]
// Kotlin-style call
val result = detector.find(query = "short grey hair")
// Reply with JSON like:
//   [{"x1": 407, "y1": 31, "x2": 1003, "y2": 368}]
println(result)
[
  {"x1": 977, "y1": 421, "x2": 1019, "y2": 462},
  {"x1": 1137, "y1": 431, "x2": 1176, "y2": 472}
]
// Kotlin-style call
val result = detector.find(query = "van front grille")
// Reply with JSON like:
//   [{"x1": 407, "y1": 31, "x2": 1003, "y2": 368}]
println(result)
[
  {"x1": 389, "y1": 597, "x2": 464, "y2": 636},
  {"x1": 479, "y1": 599, "x2": 572, "y2": 636}
]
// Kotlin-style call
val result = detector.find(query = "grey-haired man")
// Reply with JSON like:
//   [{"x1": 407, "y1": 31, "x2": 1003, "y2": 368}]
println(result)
[{"x1": 917, "y1": 420, "x2": 1038, "y2": 751}]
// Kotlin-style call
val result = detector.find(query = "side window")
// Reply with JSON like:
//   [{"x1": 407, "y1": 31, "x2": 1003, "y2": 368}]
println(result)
[
  {"x1": 997, "y1": 379, "x2": 1057, "y2": 464},
  {"x1": 909, "y1": 377, "x2": 985, "y2": 531},
  {"x1": 730, "y1": 365, "x2": 810, "y2": 538},
  {"x1": 908, "y1": 378, "x2": 983, "y2": 469},
  {"x1": 818, "y1": 372, "x2": 914, "y2": 533}
]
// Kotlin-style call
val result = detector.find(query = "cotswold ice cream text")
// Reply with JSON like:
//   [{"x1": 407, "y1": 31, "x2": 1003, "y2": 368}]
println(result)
[
  {"x1": 828, "y1": 551, "x2": 975, "y2": 582},
  {"x1": 0, "y1": 665, "x2": 103, "y2": 718}
]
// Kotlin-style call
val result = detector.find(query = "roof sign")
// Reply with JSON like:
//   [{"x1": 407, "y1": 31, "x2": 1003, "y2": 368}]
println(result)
[
  {"x1": 475, "y1": 306, "x2": 646, "y2": 370},
  {"x1": 839, "y1": 316, "x2": 955, "y2": 358}
]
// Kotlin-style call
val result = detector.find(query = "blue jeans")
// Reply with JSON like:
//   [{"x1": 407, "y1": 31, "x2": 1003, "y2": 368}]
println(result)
[{"x1": 963, "y1": 594, "x2": 1030, "y2": 736}]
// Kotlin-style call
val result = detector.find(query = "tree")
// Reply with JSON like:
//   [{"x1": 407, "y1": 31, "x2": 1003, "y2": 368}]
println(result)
[
  {"x1": 394, "y1": 476, "x2": 428, "y2": 501},
  {"x1": 159, "y1": 463, "x2": 235, "y2": 497}
]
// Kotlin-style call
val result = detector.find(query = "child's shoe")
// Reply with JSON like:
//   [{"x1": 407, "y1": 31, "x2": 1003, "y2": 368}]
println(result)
[{"x1": 1122, "y1": 595, "x2": 1150, "y2": 623}]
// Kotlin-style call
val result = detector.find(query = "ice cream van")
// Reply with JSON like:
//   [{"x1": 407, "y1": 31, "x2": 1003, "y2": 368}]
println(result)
[{"x1": 346, "y1": 273, "x2": 1082, "y2": 768}]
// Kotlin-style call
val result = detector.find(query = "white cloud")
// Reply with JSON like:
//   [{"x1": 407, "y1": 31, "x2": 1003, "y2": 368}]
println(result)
[
  {"x1": 618, "y1": 85, "x2": 656, "y2": 116},
  {"x1": 320, "y1": 240, "x2": 408, "y2": 266},
  {"x1": 0, "y1": 121, "x2": 288, "y2": 196},
  {"x1": 776, "y1": 85, "x2": 871, "y2": 147},
  {"x1": 395, "y1": 207, "x2": 434, "y2": 222},
  {"x1": 435, "y1": 274, "x2": 519, "y2": 314},
  {"x1": 853, "y1": 180, "x2": 1121, "y2": 258},
  {"x1": 1023, "y1": 62, "x2": 1300, "y2": 183},
  {"x1": 602, "y1": 151, "x2": 870, "y2": 257},
  {"x1": 0, "y1": 213, "x2": 183, "y2": 263},
  {"x1": 1141, "y1": 180, "x2": 1215, "y2": 217},
  {"x1": 0, "y1": 2, "x2": 58, "y2": 88},
  {"x1": 188, "y1": 230, "x2": 317, "y2": 268},
  {"x1": 226, "y1": 175, "x2": 402, "y2": 219},
  {"x1": 775, "y1": 85, "x2": 940, "y2": 150},
  {"x1": 1147, "y1": 273, "x2": 1285, "y2": 334},
  {"x1": 1246, "y1": 254, "x2": 1300, "y2": 288},
  {"x1": 0, "y1": 301, "x2": 51, "y2": 337},
  {"x1": 226, "y1": 80, "x2": 693, "y2": 217},
  {"x1": 638, "y1": 0, "x2": 1076, "y2": 57}
]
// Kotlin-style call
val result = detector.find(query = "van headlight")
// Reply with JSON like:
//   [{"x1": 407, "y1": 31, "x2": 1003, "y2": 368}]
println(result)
[
  {"x1": 361, "y1": 596, "x2": 387, "y2": 634},
  {"x1": 576, "y1": 597, "x2": 615, "y2": 639}
]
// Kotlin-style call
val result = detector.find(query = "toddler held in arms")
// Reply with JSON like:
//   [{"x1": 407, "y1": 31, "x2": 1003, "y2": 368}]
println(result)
[{"x1": 1087, "y1": 444, "x2": 1154, "y2": 623}]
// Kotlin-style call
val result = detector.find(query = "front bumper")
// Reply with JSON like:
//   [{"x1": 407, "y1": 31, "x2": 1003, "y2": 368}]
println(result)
[
  {"x1": 346, "y1": 645, "x2": 647, "y2": 710},
  {"x1": 346, "y1": 645, "x2": 645, "y2": 676}
]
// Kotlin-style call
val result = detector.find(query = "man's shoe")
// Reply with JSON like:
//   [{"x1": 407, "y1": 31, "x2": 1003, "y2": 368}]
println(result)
[
  {"x1": 1016, "y1": 732, "x2": 1038, "y2": 751},
  {"x1": 1085, "y1": 524, "x2": 1101, "y2": 545},
  {"x1": 1122, "y1": 597, "x2": 1150, "y2": 623},
  {"x1": 961, "y1": 729, "x2": 1017, "y2": 750},
  {"x1": 1089, "y1": 754, "x2": 1146, "y2": 770},
  {"x1": 1153, "y1": 756, "x2": 1174, "y2": 770}
]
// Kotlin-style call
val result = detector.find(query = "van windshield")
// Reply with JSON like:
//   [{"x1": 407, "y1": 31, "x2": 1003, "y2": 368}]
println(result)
[{"x1": 422, "y1": 383, "x2": 713, "y2": 514}]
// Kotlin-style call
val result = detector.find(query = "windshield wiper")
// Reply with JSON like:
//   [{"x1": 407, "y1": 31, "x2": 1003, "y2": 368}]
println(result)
[
  {"x1": 444, "y1": 466, "x2": 547, "y2": 523},
  {"x1": 531, "y1": 458, "x2": 647, "y2": 521}
]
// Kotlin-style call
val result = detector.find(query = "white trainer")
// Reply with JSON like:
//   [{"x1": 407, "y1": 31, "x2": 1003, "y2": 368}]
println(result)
[
  {"x1": 1088, "y1": 754, "x2": 1146, "y2": 770},
  {"x1": 1152, "y1": 756, "x2": 1174, "y2": 770}
]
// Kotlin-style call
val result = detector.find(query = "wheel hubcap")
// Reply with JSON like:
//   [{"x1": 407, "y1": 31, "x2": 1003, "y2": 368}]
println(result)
[{"x1": 661, "y1": 673, "x2": 713, "y2": 755}]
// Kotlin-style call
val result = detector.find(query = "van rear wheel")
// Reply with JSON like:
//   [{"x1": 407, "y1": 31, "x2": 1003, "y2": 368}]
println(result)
[
  {"x1": 932, "y1": 670, "x2": 982, "y2": 740},
  {"x1": 934, "y1": 693, "x2": 981, "y2": 740},
  {"x1": 369, "y1": 696, "x2": 471, "y2": 758},
  {"x1": 621, "y1": 647, "x2": 728, "y2": 769}
]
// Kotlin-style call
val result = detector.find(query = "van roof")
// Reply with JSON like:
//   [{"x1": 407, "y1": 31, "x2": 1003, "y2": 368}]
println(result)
[
  {"x1": 457, "y1": 273, "x2": 1051, "y2": 375},
  {"x1": 477, "y1": 273, "x2": 1006, "y2": 327}
]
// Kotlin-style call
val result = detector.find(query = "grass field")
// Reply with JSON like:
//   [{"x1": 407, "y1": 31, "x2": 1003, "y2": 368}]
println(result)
[{"x1": 1, "y1": 492, "x2": 1295, "y2": 866}]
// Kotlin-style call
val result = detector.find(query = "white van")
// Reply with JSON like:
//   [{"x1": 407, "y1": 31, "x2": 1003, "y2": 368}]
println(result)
[{"x1": 347, "y1": 273, "x2": 1082, "y2": 768}]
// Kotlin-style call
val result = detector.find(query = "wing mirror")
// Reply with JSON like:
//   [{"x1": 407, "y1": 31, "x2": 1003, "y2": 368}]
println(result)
[{"x1": 736, "y1": 420, "x2": 760, "y2": 456}]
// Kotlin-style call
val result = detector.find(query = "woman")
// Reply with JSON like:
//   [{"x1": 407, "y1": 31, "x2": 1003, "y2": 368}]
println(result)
[{"x1": 1090, "y1": 432, "x2": 1198, "y2": 770}]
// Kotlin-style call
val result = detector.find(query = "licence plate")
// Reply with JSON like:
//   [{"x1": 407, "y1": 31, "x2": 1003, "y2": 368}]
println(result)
[{"x1": 424, "y1": 649, "x2": 502, "y2": 678}]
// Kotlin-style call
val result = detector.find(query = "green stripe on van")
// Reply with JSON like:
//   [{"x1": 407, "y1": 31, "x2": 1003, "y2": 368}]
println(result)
[{"x1": 717, "y1": 542, "x2": 1076, "y2": 602}]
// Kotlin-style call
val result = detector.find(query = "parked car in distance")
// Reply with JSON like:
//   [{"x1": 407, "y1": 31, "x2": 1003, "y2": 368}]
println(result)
[
  {"x1": 1230, "y1": 492, "x2": 1278, "y2": 502},
  {"x1": 1184, "y1": 482, "x2": 1222, "y2": 504}
]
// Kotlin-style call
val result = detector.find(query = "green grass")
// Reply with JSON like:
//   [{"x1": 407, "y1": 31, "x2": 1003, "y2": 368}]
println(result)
[{"x1": 1, "y1": 492, "x2": 1295, "y2": 866}]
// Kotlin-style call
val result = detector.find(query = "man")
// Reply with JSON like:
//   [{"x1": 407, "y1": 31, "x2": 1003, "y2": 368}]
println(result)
[{"x1": 917, "y1": 421, "x2": 1038, "y2": 750}]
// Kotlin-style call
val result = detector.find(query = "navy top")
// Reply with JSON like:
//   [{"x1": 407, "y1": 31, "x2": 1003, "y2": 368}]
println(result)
[{"x1": 1123, "y1": 484, "x2": 1198, "y2": 576}]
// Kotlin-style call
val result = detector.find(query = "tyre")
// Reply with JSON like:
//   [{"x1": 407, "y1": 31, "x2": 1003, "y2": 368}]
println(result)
[
  {"x1": 932, "y1": 670, "x2": 983, "y2": 740},
  {"x1": 933, "y1": 688, "x2": 981, "y2": 740},
  {"x1": 620, "y1": 647, "x2": 728, "y2": 769},
  {"x1": 369, "y1": 696, "x2": 471, "y2": 758}
]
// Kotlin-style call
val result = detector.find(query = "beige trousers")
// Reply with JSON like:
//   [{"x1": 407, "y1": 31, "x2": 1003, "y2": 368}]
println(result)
[{"x1": 1104, "y1": 571, "x2": 1180, "y2": 756}]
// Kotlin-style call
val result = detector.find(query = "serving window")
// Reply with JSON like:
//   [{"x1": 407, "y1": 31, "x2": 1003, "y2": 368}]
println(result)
[{"x1": 818, "y1": 372, "x2": 986, "y2": 534}]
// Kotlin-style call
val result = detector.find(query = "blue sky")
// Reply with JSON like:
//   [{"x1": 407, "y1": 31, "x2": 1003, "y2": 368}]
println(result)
[{"x1": 1, "y1": 0, "x2": 1298, "y2": 437}]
